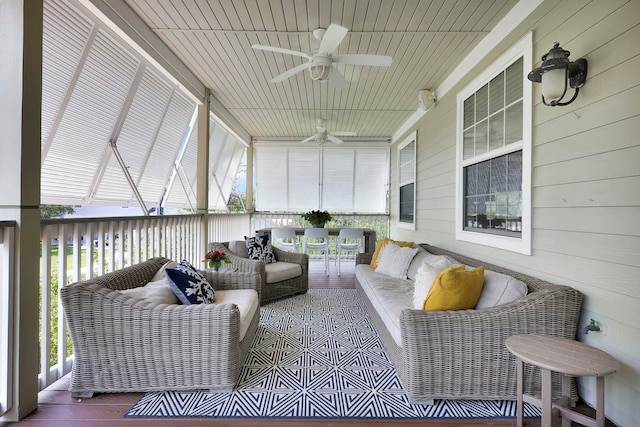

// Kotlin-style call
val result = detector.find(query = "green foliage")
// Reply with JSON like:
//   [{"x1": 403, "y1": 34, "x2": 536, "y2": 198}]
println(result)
[
  {"x1": 301, "y1": 210, "x2": 333, "y2": 226},
  {"x1": 41, "y1": 204, "x2": 75, "y2": 219}
]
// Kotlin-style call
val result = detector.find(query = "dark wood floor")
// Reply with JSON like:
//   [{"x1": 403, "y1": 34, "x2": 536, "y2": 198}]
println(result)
[{"x1": 2, "y1": 260, "x2": 612, "y2": 426}]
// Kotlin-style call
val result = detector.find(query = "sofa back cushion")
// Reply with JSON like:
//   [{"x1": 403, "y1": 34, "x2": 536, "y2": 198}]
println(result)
[
  {"x1": 374, "y1": 242, "x2": 419, "y2": 279},
  {"x1": 119, "y1": 278, "x2": 179, "y2": 305},
  {"x1": 412, "y1": 256, "x2": 457, "y2": 309},
  {"x1": 475, "y1": 270, "x2": 528, "y2": 308},
  {"x1": 370, "y1": 238, "x2": 414, "y2": 269},
  {"x1": 228, "y1": 240, "x2": 249, "y2": 258}
]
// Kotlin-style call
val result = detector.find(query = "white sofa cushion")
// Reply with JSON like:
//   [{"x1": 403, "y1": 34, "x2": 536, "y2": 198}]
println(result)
[
  {"x1": 356, "y1": 264, "x2": 413, "y2": 346},
  {"x1": 412, "y1": 256, "x2": 457, "y2": 310},
  {"x1": 375, "y1": 242, "x2": 419, "y2": 279},
  {"x1": 119, "y1": 278, "x2": 179, "y2": 305},
  {"x1": 214, "y1": 289, "x2": 259, "y2": 340},
  {"x1": 406, "y1": 246, "x2": 429, "y2": 281},
  {"x1": 475, "y1": 270, "x2": 528, "y2": 308},
  {"x1": 228, "y1": 240, "x2": 249, "y2": 258},
  {"x1": 264, "y1": 261, "x2": 302, "y2": 284}
]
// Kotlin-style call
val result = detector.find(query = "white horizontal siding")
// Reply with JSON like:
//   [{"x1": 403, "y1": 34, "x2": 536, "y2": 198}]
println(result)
[{"x1": 391, "y1": 1, "x2": 640, "y2": 425}]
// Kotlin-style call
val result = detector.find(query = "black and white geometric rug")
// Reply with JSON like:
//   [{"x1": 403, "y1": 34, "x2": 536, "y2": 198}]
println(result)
[{"x1": 125, "y1": 289, "x2": 541, "y2": 419}]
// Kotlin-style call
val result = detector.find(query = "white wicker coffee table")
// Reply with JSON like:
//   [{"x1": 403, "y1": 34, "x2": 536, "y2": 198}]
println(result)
[{"x1": 506, "y1": 334, "x2": 618, "y2": 427}]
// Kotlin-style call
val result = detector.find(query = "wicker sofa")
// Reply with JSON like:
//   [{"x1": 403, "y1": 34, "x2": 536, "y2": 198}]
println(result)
[
  {"x1": 209, "y1": 241, "x2": 309, "y2": 304},
  {"x1": 60, "y1": 257, "x2": 261, "y2": 397},
  {"x1": 355, "y1": 243, "x2": 583, "y2": 404}
]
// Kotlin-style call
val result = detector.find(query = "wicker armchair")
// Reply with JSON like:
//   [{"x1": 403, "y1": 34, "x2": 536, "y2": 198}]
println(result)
[
  {"x1": 60, "y1": 257, "x2": 261, "y2": 397},
  {"x1": 209, "y1": 241, "x2": 309, "y2": 304}
]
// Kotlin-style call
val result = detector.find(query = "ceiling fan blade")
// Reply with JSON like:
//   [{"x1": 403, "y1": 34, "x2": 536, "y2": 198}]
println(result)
[
  {"x1": 334, "y1": 54, "x2": 393, "y2": 67},
  {"x1": 326, "y1": 134, "x2": 344, "y2": 144},
  {"x1": 319, "y1": 24, "x2": 348, "y2": 54},
  {"x1": 328, "y1": 67, "x2": 348, "y2": 89},
  {"x1": 299, "y1": 135, "x2": 317, "y2": 144},
  {"x1": 330, "y1": 131, "x2": 357, "y2": 137},
  {"x1": 252, "y1": 44, "x2": 310, "y2": 59},
  {"x1": 271, "y1": 62, "x2": 309, "y2": 83}
]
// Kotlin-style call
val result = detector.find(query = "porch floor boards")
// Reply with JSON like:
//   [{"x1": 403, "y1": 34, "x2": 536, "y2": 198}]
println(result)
[{"x1": 3, "y1": 260, "x2": 612, "y2": 426}]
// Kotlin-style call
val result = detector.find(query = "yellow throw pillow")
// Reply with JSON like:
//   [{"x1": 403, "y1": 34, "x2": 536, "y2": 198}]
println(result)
[
  {"x1": 423, "y1": 265, "x2": 485, "y2": 310},
  {"x1": 370, "y1": 238, "x2": 414, "y2": 269}
]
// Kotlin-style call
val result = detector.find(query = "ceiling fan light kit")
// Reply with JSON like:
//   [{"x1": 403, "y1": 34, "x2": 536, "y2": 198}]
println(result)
[{"x1": 309, "y1": 56, "x2": 333, "y2": 81}]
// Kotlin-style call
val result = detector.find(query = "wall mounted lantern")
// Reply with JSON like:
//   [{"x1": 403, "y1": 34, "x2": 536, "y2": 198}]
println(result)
[{"x1": 528, "y1": 42, "x2": 588, "y2": 106}]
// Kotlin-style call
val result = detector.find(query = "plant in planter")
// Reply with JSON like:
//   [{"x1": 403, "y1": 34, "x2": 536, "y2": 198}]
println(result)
[{"x1": 301, "y1": 210, "x2": 333, "y2": 227}]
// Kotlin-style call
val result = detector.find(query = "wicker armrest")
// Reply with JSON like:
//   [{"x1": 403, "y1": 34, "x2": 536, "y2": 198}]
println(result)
[
  {"x1": 273, "y1": 246, "x2": 308, "y2": 265},
  {"x1": 356, "y1": 252, "x2": 373, "y2": 265}
]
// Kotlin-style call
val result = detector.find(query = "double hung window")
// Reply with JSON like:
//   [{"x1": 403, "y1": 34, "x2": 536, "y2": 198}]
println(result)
[
  {"x1": 456, "y1": 34, "x2": 532, "y2": 254},
  {"x1": 397, "y1": 131, "x2": 416, "y2": 230}
]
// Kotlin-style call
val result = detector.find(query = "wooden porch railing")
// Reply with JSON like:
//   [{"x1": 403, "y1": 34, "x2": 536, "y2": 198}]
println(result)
[{"x1": 37, "y1": 212, "x2": 388, "y2": 390}]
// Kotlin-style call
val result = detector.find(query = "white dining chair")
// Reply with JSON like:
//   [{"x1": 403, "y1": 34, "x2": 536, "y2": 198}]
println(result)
[
  {"x1": 303, "y1": 227, "x2": 330, "y2": 275},
  {"x1": 336, "y1": 228, "x2": 364, "y2": 276},
  {"x1": 271, "y1": 227, "x2": 299, "y2": 252}
]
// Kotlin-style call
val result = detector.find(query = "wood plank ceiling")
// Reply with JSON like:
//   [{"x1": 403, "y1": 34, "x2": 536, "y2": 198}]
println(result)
[{"x1": 123, "y1": 0, "x2": 519, "y2": 141}]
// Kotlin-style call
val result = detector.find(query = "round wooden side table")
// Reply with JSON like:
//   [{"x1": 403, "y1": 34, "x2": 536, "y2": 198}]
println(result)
[{"x1": 505, "y1": 334, "x2": 619, "y2": 427}]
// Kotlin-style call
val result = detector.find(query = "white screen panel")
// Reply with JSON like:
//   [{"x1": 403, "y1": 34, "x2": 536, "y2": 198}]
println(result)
[
  {"x1": 354, "y1": 148, "x2": 389, "y2": 212},
  {"x1": 322, "y1": 148, "x2": 355, "y2": 212},
  {"x1": 255, "y1": 147, "x2": 288, "y2": 211},
  {"x1": 288, "y1": 148, "x2": 320, "y2": 210}
]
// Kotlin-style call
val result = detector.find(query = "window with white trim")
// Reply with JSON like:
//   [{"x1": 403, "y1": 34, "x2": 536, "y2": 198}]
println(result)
[
  {"x1": 456, "y1": 34, "x2": 532, "y2": 254},
  {"x1": 397, "y1": 131, "x2": 416, "y2": 230}
]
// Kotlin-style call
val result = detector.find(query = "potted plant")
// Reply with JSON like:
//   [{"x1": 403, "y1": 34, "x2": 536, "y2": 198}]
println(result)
[
  {"x1": 203, "y1": 250, "x2": 231, "y2": 271},
  {"x1": 301, "y1": 210, "x2": 333, "y2": 227}
]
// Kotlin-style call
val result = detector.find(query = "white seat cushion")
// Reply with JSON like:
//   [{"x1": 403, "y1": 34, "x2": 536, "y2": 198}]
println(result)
[
  {"x1": 264, "y1": 261, "x2": 302, "y2": 284},
  {"x1": 214, "y1": 289, "x2": 259, "y2": 340}
]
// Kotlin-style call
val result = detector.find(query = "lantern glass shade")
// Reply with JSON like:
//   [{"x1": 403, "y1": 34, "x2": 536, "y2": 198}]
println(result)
[
  {"x1": 310, "y1": 64, "x2": 331, "y2": 80},
  {"x1": 541, "y1": 68, "x2": 567, "y2": 102}
]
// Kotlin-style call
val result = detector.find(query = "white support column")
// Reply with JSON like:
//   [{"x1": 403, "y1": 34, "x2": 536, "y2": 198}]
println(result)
[
  {"x1": 0, "y1": 0, "x2": 43, "y2": 421},
  {"x1": 245, "y1": 143, "x2": 254, "y2": 212},
  {"x1": 197, "y1": 89, "x2": 211, "y2": 253}
]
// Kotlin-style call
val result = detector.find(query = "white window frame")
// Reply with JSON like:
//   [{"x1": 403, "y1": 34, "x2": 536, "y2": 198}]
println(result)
[
  {"x1": 397, "y1": 130, "x2": 417, "y2": 230},
  {"x1": 455, "y1": 33, "x2": 532, "y2": 255}
]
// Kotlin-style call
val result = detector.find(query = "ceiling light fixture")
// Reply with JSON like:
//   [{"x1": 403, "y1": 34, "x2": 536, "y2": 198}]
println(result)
[
  {"x1": 309, "y1": 56, "x2": 332, "y2": 81},
  {"x1": 527, "y1": 42, "x2": 588, "y2": 107}
]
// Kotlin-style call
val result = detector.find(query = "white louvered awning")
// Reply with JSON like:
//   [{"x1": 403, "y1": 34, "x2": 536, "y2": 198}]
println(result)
[{"x1": 40, "y1": 0, "x2": 246, "y2": 212}]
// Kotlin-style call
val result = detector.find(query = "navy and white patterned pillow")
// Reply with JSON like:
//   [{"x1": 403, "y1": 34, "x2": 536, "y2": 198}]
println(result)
[
  {"x1": 165, "y1": 261, "x2": 216, "y2": 304},
  {"x1": 179, "y1": 259, "x2": 198, "y2": 272},
  {"x1": 245, "y1": 234, "x2": 276, "y2": 263}
]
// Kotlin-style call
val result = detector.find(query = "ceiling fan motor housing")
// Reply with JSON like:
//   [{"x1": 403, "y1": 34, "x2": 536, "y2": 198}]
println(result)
[{"x1": 309, "y1": 55, "x2": 332, "y2": 81}]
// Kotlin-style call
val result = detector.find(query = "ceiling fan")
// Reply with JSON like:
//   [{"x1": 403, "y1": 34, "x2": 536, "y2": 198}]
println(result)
[
  {"x1": 252, "y1": 23, "x2": 392, "y2": 89},
  {"x1": 300, "y1": 118, "x2": 357, "y2": 145}
]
